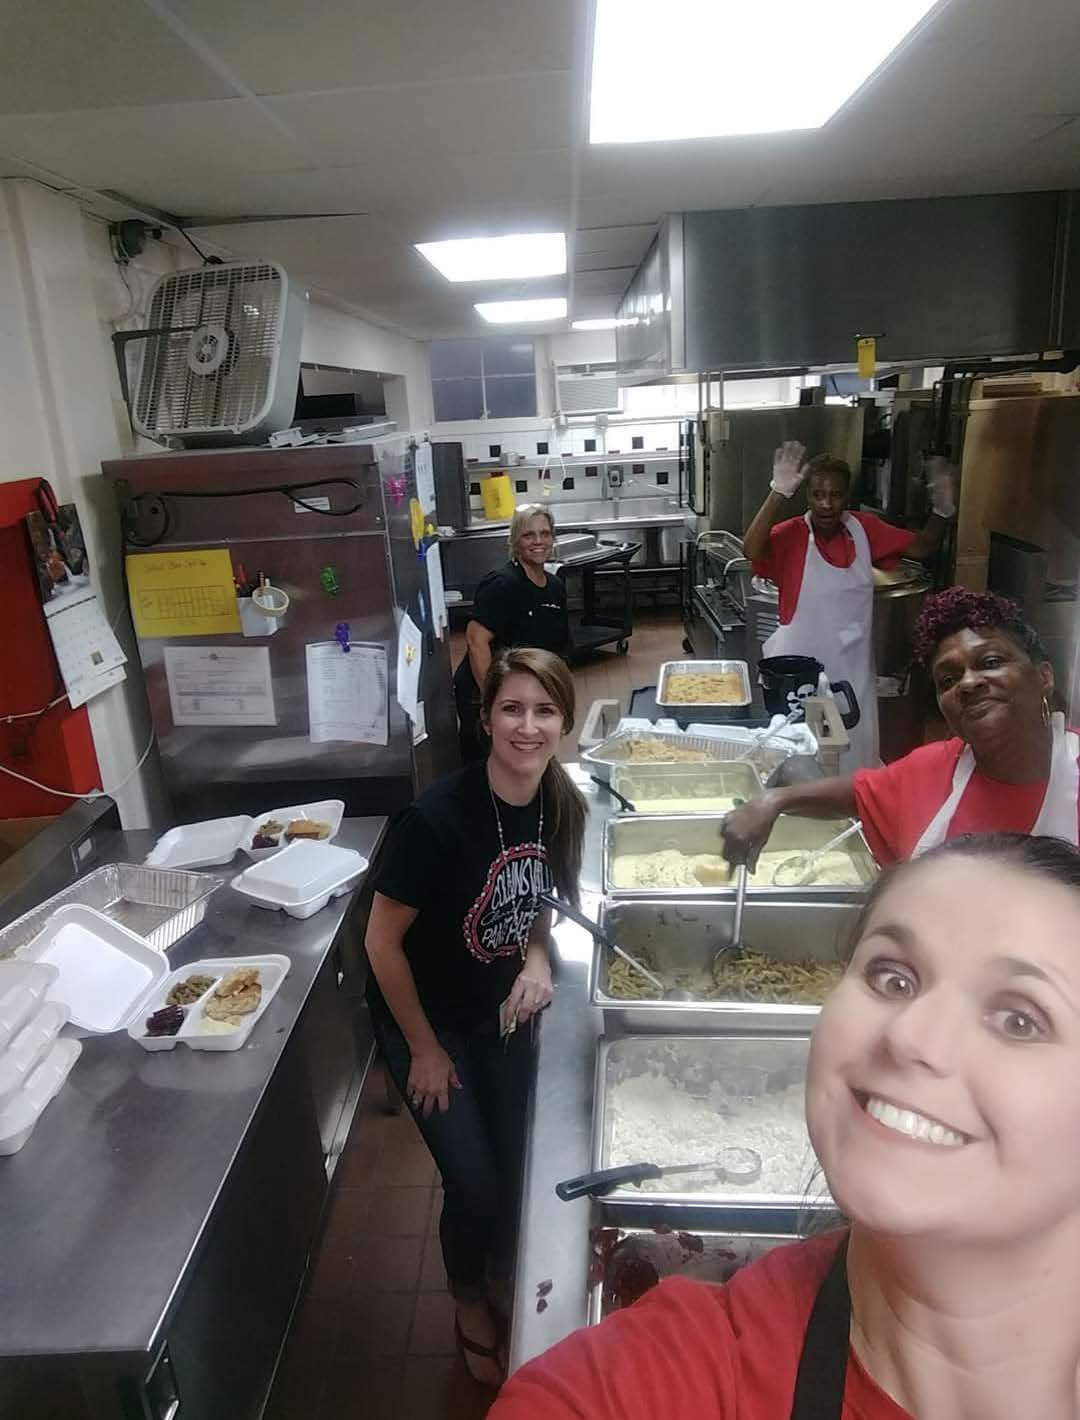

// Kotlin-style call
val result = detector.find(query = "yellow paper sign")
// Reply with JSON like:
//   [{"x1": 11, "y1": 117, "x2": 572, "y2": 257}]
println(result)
[
  {"x1": 409, "y1": 497, "x2": 424, "y2": 549},
  {"x1": 126, "y1": 548, "x2": 241, "y2": 638},
  {"x1": 856, "y1": 336, "x2": 877, "y2": 379}
]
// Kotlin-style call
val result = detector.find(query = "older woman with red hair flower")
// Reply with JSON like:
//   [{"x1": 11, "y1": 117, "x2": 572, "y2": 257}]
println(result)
[{"x1": 721, "y1": 587, "x2": 1079, "y2": 869}]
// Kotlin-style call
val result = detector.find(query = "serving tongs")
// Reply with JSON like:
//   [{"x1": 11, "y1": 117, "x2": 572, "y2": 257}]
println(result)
[
  {"x1": 555, "y1": 1148, "x2": 763, "y2": 1201},
  {"x1": 539, "y1": 892, "x2": 693, "y2": 1001}
]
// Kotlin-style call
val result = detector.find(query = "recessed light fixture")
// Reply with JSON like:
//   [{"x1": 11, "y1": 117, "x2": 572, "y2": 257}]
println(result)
[
  {"x1": 571, "y1": 318, "x2": 619, "y2": 331},
  {"x1": 415, "y1": 232, "x2": 566, "y2": 282},
  {"x1": 475, "y1": 298, "x2": 568, "y2": 325},
  {"x1": 589, "y1": 0, "x2": 945, "y2": 143}
]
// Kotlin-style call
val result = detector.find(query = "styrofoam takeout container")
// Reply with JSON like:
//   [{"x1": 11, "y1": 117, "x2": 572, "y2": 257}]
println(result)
[
  {"x1": 0, "y1": 1038, "x2": 82, "y2": 1155},
  {"x1": 127, "y1": 955, "x2": 291, "y2": 1053},
  {"x1": 0, "y1": 1001, "x2": 70, "y2": 1112},
  {"x1": 145, "y1": 815, "x2": 254, "y2": 870},
  {"x1": 20, "y1": 906, "x2": 169, "y2": 1033},
  {"x1": 0, "y1": 961, "x2": 60, "y2": 1053},
  {"x1": 240, "y1": 799, "x2": 346, "y2": 862},
  {"x1": 230, "y1": 841, "x2": 368, "y2": 919}
]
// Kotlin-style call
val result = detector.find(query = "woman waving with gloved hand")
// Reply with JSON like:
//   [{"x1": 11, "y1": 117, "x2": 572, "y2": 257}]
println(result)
[{"x1": 742, "y1": 442, "x2": 955, "y2": 770}]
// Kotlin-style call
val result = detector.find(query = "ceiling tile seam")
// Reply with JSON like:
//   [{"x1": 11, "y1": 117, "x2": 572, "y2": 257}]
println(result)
[
  {"x1": 259, "y1": 68, "x2": 573, "y2": 101},
  {"x1": 565, "y1": 0, "x2": 598, "y2": 318},
  {"x1": 311, "y1": 148, "x2": 574, "y2": 175},
  {"x1": 139, "y1": 0, "x2": 323, "y2": 169}
]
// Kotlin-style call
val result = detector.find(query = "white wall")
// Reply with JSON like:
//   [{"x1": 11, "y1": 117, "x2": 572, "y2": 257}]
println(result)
[
  {"x1": 0, "y1": 178, "x2": 176, "y2": 825},
  {"x1": 300, "y1": 302, "x2": 433, "y2": 428}
]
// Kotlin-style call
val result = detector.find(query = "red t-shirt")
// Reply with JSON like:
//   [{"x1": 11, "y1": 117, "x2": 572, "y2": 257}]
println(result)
[
  {"x1": 752, "y1": 513, "x2": 915, "y2": 625},
  {"x1": 854, "y1": 736, "x2": 1080, "y2": 865},
  {"x1": 491, "y1": 1234, "x2": 911, "y2": 1420}
]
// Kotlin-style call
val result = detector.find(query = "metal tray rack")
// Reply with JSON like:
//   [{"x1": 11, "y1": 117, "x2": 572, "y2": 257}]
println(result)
[
  {"x1": 589, "y1": 896, "x2": 857, "y2": 1034},
  {"x1": 0, "y1": 864, "x2": 223, "y2": 959},
  {"x1": 603, "y1": 813, "x2": 877, "y2": 898}
]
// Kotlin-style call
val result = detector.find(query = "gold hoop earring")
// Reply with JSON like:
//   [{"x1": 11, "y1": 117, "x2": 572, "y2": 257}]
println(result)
[{"x1": 1042, "y1": 695, "x2": 1052, "y2": 726}]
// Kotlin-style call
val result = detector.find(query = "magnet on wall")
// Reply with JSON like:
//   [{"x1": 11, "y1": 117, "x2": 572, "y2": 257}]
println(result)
[
  {"x1": 321, "y1": 565, "x2": 341, "y2": 596},
  {"x1": 335, "y1": 621, "x2": 351, "y2": 653}
]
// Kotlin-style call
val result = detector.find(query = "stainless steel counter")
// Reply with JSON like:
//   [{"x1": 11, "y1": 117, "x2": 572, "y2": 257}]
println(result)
[
  {"x1": 447, "y1": 504, "x2": 689, "y2": 538},
  {"x1": 510, "y1": 769, "x2": 609, "y2": 1370},
  {"x1": 0, "y1": 817, "x2": 385, "y2": 1387}
]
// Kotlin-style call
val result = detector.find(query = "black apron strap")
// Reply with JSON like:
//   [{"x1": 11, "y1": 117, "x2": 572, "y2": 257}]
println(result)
[{"x1": 789, "y1": 1234, "x2": 852, "y2": 1420}]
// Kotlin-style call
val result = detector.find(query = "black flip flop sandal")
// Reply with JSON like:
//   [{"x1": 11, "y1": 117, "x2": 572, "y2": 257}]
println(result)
[{"x1": 454, "y1": 1317, "x2": 506, "y2": 1387}]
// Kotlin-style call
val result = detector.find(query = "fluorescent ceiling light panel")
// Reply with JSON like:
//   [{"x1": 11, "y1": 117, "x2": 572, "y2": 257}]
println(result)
[
  {"x1": 589, "y1": 0, "x2": 945, "y2": 142},
  {"x1": 415, "y1": 232, "x2": 566, "y2": 282},
  {"x1": 475, "y1": 298, "x2": 568, "y2": 324},
  {"x1": 572, "y1": 318, "x2": 619, "y2": 330}
]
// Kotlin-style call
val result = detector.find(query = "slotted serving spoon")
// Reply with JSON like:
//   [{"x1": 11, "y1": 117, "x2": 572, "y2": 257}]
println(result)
[
  {"x1": 770, "y1": 821, "x2": 864, "y2": 888},
  {"x1": 539, "y1": 892, "x2": 693, "y2": 1001},
  {"x1": 710, "y1": 861, "x2": 748, "y2": 982}
]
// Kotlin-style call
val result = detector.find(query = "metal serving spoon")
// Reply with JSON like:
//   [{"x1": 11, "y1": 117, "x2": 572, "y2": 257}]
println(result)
[
  {"x1": 771, "y1": 820, "x2": 864, "y2": 888},
  {"x1": 539, "y1": 892, "x2": 693, "y2": 1001},
  {"x1": 589, "y1": 775, "x2": 636, "y2": 813}
]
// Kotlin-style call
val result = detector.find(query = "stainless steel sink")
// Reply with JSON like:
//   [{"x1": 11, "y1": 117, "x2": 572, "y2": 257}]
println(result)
[{"x1": 547, "y1": 497, "x2": 680, "y2": 523}]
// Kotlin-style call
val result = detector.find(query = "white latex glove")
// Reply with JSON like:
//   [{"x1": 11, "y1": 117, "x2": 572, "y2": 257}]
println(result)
[
  {"x1": 926, "y1": 456, "x2": 958, "y2": 519},
  {"x1": 770, "y1": 441, "x2": 808, "y2": 498}
]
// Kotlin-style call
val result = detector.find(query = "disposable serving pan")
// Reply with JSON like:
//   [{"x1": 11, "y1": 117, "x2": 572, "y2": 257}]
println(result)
[
  {"x1": 0, "y1": 864, "x2": 222, "y2": 959},
  {"x1": 589, "y1": 896, "x2": 856, "y2": 1033},
  {"x1": 655, "y1": 660, "x2": 753, "y2": 711}
]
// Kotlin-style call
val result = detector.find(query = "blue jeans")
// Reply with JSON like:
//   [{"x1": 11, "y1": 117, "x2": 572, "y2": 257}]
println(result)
[{"x1": 371, "y1": 1005, "x2": 534, "y2": 1302}]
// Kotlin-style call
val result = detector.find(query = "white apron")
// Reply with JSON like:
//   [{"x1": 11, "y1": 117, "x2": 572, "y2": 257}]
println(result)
[
  {"x1": 762, "y1": 513, "x2": 879, "y2": 771},
  {"x1": 912, "y1": 712, "x2": 1080, "y2": 855}
]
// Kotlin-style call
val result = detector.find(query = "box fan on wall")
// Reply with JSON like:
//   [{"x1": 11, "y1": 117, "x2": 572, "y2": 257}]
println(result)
[{"x1": 122, "y1": 260, "x2": 306, "y2": 448}]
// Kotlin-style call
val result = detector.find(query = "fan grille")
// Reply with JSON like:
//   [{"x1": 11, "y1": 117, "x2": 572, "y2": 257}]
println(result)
[{"x1": 135, "y1": 263, "x2": 285, "y2": 434}]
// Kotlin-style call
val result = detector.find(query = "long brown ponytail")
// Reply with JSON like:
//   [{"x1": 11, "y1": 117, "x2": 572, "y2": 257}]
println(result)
[{"x1": 481, "y1": 647, "x2": 587, "y2": 907}]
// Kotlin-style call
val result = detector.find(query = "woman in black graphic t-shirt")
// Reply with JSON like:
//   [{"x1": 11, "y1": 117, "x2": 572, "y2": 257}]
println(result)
[{"x1": 366, "y1": 647, "x2": 586, "y2": 1385}]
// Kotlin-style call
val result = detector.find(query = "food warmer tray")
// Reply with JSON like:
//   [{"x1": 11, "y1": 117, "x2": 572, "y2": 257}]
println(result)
[
  {"x1": 591, "y1": 1034, "x2": 830, "y2": 1215},
  {"x1": 610, "y1": 760, "x2": 762, "y2": 815},
  {"x1": 589, "y1": 897, "x2": 856, "y2": 1033},
  {"x1": 0, "y1": 864, "x2": 224, "y2": 959},
  {"x1": 655, "y1": 659, "x2": 753, "y2": 711},
  {"x1": 603, "y1": 813, "x2": 876, "y2": 899},
  {"x1": 583, "y1": 726, "x2": 796, "y2": 786},
  {"x1": 588, "y1": 1222, "x2": 800, "y2": 1324}
]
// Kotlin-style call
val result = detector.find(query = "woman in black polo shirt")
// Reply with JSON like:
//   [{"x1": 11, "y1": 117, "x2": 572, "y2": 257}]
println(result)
[{"x1": 453, "y1": 504, "x2": 569, "y2": 761}]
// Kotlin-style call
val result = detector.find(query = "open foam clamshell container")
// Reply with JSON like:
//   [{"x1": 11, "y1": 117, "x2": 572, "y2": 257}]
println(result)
[
  {"x1": 240, "y1": 799, "x2": 346, "y2": 862},
  {"x1": 145, "y1": 815, "x2": 254, "y2": 870},
  {"x1": 19, "y1": 905, "x2": 169, "y2": 1034},
  {"x1": 230, "y1": 841, "x2": 368, "y2": 919},
  {"x1": 127, "y1": 954, "x2": 291, "y2": 1053}
]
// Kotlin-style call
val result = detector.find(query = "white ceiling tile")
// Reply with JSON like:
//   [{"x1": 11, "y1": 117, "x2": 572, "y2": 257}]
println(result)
[
  {"x1": 266, "y1": 73, "x2": 573, "y2": 164},
  {"x1": 171, "y1": 0, "x2": 574, "y2": 92},
  {"x1": 0, "y1": 101, "x2": 312, "y2": 195},
  {"x1": 0, "y1": 0, "x2": 233, "y2": 113}
]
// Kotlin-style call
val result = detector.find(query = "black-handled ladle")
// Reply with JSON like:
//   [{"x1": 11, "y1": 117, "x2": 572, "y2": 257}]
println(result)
[
  {"x1": 539, "y1": 892, "x2": 693, "y2": 1001},
  {"x1": 589, "y1": 775, "x2": 636, "y2": 813}
]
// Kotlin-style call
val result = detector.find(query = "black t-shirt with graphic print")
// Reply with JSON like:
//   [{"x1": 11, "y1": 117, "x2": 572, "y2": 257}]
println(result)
[{"x1": 368, "y1": 760, "x2": 552, "y2": 1031}]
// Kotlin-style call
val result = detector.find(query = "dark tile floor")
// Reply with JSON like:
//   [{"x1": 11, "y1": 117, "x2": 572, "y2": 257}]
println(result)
[{"x1": 264, "y1": 1067, "x2": 495, "y2": 1420}]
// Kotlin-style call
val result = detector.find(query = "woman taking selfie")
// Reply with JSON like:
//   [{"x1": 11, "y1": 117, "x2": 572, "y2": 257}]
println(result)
[
  {"x1": 366, "y1": 647, "x2": 586, "y2": 1384},
  {"x1": 493, "y1": 832, "x2": 1080, "y2": 1418}
]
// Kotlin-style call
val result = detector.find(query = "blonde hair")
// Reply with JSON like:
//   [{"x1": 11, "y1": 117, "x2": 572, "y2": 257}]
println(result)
[
  {"x1": 481, "y1": 647, "x2": 587, "y2": 906},
  {"x1": 509, "y1": 504, "x2": 556, "y2": 560}
]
